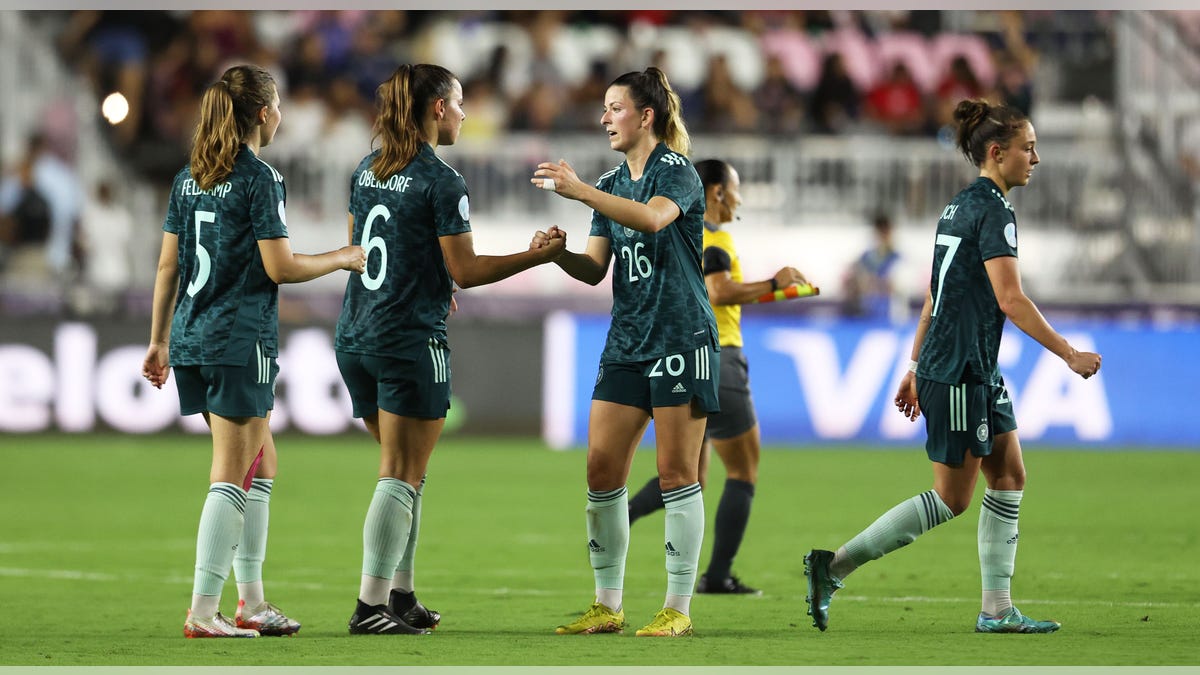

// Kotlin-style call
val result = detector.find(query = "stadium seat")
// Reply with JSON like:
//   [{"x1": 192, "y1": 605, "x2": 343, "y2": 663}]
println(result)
[
  {"x1": 873, "y1": 31, "x2": 939, "y2": 94},
  {"x1": 819, "y1": 28, "x2": 879, "y2": 92},
  {"x1": 930, "y1": 33, "x2": 996, "y2": 91},
  {"x1": 760, "y1": 28, "x2": 822, "y2": 91},
  {"x1": 700, "y1": 25, "x2": 766, "y2": 92}
]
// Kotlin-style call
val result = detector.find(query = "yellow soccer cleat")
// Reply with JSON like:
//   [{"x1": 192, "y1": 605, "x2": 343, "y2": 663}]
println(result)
[
  {"x1": 555, "y1": 601, "x2": 625, "y2": 635},
  {"x1": 635, "y1": 607, "x2": 693, "y2": 637}
]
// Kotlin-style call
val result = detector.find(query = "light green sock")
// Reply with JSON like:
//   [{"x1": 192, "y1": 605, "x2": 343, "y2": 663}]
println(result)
[
  {"x1": 360, "y1": 478, "x2": 416, "y2": 605},
  {"x1": 587, "y1": 487, "x2": 629, "y2": 597},
  {"x1": 234, "y1": 478, "x2": 273, "y2": 606},
  {"x1": 979, "y1": 489, "x2": 1022, "y2": 616},
  {"x1": 193, "y1": 482, "x2": 247, "y2": 597},
  {"x1": 663, "y1": 483, "x2": 704, "y2": 599},
  {"x1": 836, "y1": 489, "x2": 955, "y2": 579},
  {"x1": 234, "y1": 478, "x2": 273, "y2": 581},
  {"x1": 392, "y1": 475, "x2": 425, "y2": 593}
]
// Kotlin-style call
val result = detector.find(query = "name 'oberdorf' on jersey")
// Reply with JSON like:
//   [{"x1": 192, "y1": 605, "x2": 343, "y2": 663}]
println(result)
[{"x1": 336, "y1": 143, "x2": 472, "y2": 357}]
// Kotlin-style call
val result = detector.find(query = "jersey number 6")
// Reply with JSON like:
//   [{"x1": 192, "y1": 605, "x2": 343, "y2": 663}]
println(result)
[{"x1": 360, "y1": 204, "x2": 390, "y2": 291}]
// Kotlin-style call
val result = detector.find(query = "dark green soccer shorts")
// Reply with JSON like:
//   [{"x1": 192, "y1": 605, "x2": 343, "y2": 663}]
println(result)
[
  {"x1": 917, "y1": 376, "x2": 1017, "y2": 467},
  {"x1": 591, "y1": 344, "x2": 720, "y2": 414},
  {"x1": 336, "y1": 339, "x2": 451, "y2": 420},
  {"x1": 175, "y1": 346, "x2": 278, "y2": 419}
]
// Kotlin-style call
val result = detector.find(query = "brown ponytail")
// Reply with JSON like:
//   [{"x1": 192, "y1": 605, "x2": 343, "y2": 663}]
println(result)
[
  {"x1": 953, "y1": 98, "x2": 1029, "y2": 168},
  {"x1": 610, "y1": 67, "x2": 692, "y2": 157},
  {"x1": 372, "y1": 64, "x2": 457, "y2": 181},
  {"x1": 190, "y1": 65, "x2": 276, "y2": 190}
]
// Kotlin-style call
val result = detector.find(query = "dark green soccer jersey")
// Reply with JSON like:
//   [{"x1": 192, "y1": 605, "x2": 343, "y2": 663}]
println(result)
[
  {"x1": 163, "y1": 145, "x2": 288, "y2": 367},
  {"x1": 918, "y1": 176, "x2": 1019, "y2": 386},
  {"x1": 335, "y1": 144, "x2": 472, "y2": 357},
  {"x1": 589, "y1": 143, "x2": 717, "y2": 362}
]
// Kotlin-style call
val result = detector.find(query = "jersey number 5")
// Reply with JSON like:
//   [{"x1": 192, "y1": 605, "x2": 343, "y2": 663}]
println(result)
[
  {"x1": 360, "y1": 204, "x2": 390, "y2": 291},
  {"x1": 931, "y1": 233, "x2": 961, "y2": 317},
  {"x1": 186, "y1": 210, "x2": 215, "y2": 297}
]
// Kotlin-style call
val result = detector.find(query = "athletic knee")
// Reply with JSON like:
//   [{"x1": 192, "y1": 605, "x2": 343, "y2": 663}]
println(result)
[
  {"x1": 937, "y1": 491, "x2": 973, "y2": 516},
  {"x1": 986, "y1": 468, "x2": 1026, "y2": 492},
  {"x1": 723, "y1": 466, "x2": 757, "y2": 483},
  {"x1": 585, "y1": 463, "x2": 624, "y2": 492},
  {"x1": 656, "y1": 469, "x2": 697, "y2": 492}
]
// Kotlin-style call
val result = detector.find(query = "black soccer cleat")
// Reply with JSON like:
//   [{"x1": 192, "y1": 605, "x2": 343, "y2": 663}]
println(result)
[
  {"x1": 389, "y1": 589, "x2": 441, "y2": 630},
  {"x1": 348, "y1": 600, "x2": 430, "y2": 635},
  {"x1": 695, "y1": 573, "x2": 763, "y2": 596}
]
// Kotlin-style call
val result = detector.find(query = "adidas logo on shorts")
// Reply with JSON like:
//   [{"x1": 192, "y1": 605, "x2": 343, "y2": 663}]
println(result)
[{"x1": 671, "y1": 383, "x2": 687, "y2": 394}]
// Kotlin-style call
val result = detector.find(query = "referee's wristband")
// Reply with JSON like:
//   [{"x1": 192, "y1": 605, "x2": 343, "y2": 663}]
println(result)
[
  {"x1": 907, "y1": 359, "x2": 919, "y2": 373},
  {"x1": 769, "y1": 278, "x2": 778, "y2": 292}
]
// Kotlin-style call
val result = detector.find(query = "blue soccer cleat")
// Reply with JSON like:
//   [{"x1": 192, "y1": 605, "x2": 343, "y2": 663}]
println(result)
[
  {"x1": 975, "y1": 606, "x2": 1061, "y2": 633},
  {"x1": 803, "y1": 549, "x2": 843, "y2": 632}
]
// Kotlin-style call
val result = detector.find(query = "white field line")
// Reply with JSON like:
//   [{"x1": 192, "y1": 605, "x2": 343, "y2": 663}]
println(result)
[{"x1": 0, "y1": 567, "x2": 1196, "y2": 608}]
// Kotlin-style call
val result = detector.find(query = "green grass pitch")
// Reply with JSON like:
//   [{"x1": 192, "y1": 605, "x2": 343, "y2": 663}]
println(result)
[{"x1": 0, "y1": 434, "x2": 1196, "y2": 666}]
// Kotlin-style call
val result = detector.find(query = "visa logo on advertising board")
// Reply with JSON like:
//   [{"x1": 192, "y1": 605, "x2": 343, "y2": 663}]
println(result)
[{"x1": 543, "y1": 313, "x2": 1194, "y2": 449}]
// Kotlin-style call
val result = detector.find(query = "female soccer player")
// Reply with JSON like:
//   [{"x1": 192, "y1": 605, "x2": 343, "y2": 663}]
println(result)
[
  {"x1": 337, "y1": 63, "x2": 565, "y2": 635},
  {"x1": 627, "y1": 159, "x2": 809, "y2": 596},
  {"x1": 531, "y1": 67, "x2": 717, "y2": 638},
  {"x1": 803, "y1": 98, "x2": 1102, "y2": 633},
  {"x1": 142, "y1": 64, "x2": 366, "y2": 638}
]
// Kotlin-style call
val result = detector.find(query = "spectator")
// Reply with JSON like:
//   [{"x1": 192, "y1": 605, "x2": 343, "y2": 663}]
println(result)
[
  {"x1": 933, "y1": 55, "x2": 986, "y2": 134},
  {"x1": 841, "y1": 212, "x2": 902, "y2": 321},
  {"x1": 755, "y1": 53, "x2": 807, "y2": 135},
  {"x1": 317, "y1": 74, "x2": 374, "y2": 163},
  {"x1": 509, "y1": 80, "x2": 569, "y2": 132},
  {"x1": 57, "y1": 11, "x2": 178, "y2": 147},
  {"x1": 0, "y1": 159, "x2": 51, "y2": 280},
  {"x1": 70, "y1": 180, "x2": 135, "y2": 316},
  {"x1": 459, "y1": 76, "x2": 510, "y2": 141},
  {"x1": 1180, "y1": 118, "x2": 1200, "y2": 183},
  {"x1": 565, "y1": 60, "x2": 613, "y2": 133},
  {"x1": 993, "y1": 50, "x2": 1033, "y2": 117},
  {"x1": 864, "y1": 61, "x2": 929, "y2": 136},
  {"x1": 808, "y1": 51, "x2": 860, "y2": 134},
  {"x1": 698, "y1": 53, "x2": 759, "y2": 133},
  {"x1": 0, "y1": 133, "x2": 82, "y2": 281}
]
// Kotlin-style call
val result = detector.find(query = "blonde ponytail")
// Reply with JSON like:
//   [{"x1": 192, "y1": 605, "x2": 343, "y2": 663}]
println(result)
[
  {"x1": 372, "y1": 64, "x2": 457, "y2": 181},
  {"x1": 189, "y1": 65, "x2": 275, "y2": 191}
]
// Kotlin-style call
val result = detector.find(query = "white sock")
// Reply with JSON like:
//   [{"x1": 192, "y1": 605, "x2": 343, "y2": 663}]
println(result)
[
  {"x1": 596, "y1": 588, "x2": 622, "y2": 612},
  {"x1": 237, "y1": 581, "x2": 264, "y2": 610},
  {"x1": 359, "y1": 575, "x2": 392, "y2": 607},
  {"x1": 233, "y1": 478, "x2": 273, "y2": 594},
  {"x1": 391, "y1": 570, "x2": 415, "y2": 595},
  {"x1": 664, "y1": 593, "x2": 691, "y2": 616},
  {"x1": 360, "y1": 478, "x2": 416, "y2": 605},
  {"x1": 979, "y1": 489, "x2": 1022, "y2": 616},
  {"x1": 587, "y1": 487, "x2": 629, "y2": 601},
  {"x1": 982, "y1": 589, "x2": 1013, "y2": 617},
  {"x1": 191, "y1": 593, "x2": 220, "y2": 621},
  {"x1": 663, "y1": 483, "x2": 704, "y2": 597}
]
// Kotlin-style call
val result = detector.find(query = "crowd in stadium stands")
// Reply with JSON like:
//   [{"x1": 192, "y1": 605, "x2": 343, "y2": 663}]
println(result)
[{"x1": 38, "y1": 9, "x2": 1096, "y2": 184}]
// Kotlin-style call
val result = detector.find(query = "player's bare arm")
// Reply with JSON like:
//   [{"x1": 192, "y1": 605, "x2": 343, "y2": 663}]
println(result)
[
  {"x1": 259, "y1": 237, "x2": 366, "y2": 283},
  {"x1": 984, "y1": 256, "x2": 1101, "y2": 378},
  {"x1": 439, "y1": 230, "x2": 564, "y2": 289}
]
